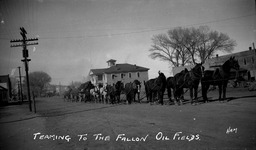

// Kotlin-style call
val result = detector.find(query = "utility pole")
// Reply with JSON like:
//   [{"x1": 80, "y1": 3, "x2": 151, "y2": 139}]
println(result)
[
  {"x1": 18, "y1": 66, "x2": 24, "y2": 103},
  {"x1": 10, "y1": 27, "x2": 38, "y2": 112}
]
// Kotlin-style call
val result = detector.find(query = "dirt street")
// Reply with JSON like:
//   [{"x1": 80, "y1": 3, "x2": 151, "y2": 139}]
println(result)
[{"x1": 0, "y1": 87, "x2": 256, "y2": 150}]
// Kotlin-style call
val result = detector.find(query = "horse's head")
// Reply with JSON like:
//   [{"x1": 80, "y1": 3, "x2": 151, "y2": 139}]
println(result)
[
  {"x1": 229, "y1": 56, "x2": 240, "y2": 71},
  {"x1": 156, "y1": 71, "x2": 167, "y2": 88},
  {"x1": 115, "y1": 81, "x2": 124, "y2": 91},
  {"x1": 191, "y1": 63, "x2": 204, "y2": 78}
]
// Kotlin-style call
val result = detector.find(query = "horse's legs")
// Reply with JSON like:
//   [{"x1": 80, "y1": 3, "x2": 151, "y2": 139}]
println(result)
[
  {"x1": 223, "y1": 87, "x2": 226, "y2": 100},
  {"x1": 223, "y1": 82, "x2": 228, "y2": 100},
  {"x1": 193, "y1": 86, "x2": 199, "y2": 104},
  {"x1": 134, "y1": 92, "x2": 137, "y2": 103},
  {"x1": 158, "y1": 91, "x2": 163, "y2": 105},
  {"x1": 129, "y1": 93, "x2": 132, "y2": 104},
  {"x1": 189, "y1": 88, "x2": 194, "y2": 105},
  {"x1": 218, "y1": 84, "x2": 222, "y2": 101},
  {"x1": 202, "y1": 83, "x2": 210, "y2": 103},
  {"x1": 110, "y1": 95, "x2": 113, "y2": 104},
  {"x1": 126, "y1": 94, "x2": 129, "y2": 104},
  {"x1": 98, "y1": 94, "x2": 101, "y2": 103},
  {"x1": 148, "y1": 92, "x2": 152, "y2": 104},
  {"x1": 173, "y1": 88, "x2": 179, "y2": 105},
  {"x1": 167, "y1": 87, "x2": 172, "y2": 104},
  {"x1": 161, "y1": 92, "x2": 164, "y2": 105},
  {"x1": 146, "y1": 91, "x2": 149, "y2": 103},
  {"x1": 153, "y1": 92, "x2": 157, "y2": 104},
  {"x1": 178, "y1": 88, "x2": 183, "y2": 105},
  {"x1": 194, "y1": 86, "x2": 198, "y2": 100},
  {"x1": 137, "y1": 93, "x2": 140, "y2": 103},
  {"x1": 118, "y1": 94, "x2": 121, "y2": 104}
]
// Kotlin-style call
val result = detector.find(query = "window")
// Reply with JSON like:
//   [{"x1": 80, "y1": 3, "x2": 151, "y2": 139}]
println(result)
[
  {"x1": 244, "y1": 58, "x2": 246, "y2": 65},
  {"x1": 137, "y1": 72, "x2": 140, "y2": 78},
  {"x1": 128, "y1": 73, "x2": 132, "y2": 78},
  {"x1": 121, "y1": 73, "x2": 125, "y2": 79},
  {"x1": 98, "y1": 75, "x2": 103, "y2": 81},
  {"x1": 112, "y1": 74, "x2": 115, "y2": 80}
]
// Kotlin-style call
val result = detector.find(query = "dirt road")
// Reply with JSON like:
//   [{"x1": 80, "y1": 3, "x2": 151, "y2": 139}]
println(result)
[{"x1": 0, "y1": 87, "x2": 256, "y2": 150}]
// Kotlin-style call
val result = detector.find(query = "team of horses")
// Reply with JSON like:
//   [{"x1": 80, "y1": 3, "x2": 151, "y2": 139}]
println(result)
[{"x1": 64, "y1": 56, "x2": 240, "y2": 105}]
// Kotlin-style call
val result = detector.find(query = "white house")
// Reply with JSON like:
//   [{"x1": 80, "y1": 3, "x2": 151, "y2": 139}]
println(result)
[{"x1": 89, "y1": 59, "x2": 149, "y2": 89}]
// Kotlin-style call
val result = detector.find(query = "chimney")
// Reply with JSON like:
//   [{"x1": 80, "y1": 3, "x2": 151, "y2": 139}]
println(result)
[{"x1": 249, "y1": 47, "x2": 252, "y2": 51}]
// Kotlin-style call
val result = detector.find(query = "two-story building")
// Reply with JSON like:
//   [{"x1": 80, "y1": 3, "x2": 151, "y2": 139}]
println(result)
[{"x1": 89, "y1": 59, "x2": 149, "y2": 90}]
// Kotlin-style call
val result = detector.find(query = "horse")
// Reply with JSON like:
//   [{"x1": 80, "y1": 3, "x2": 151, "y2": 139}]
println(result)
[
  {"x1": 115, "y1": 81, "x2": 124, "y2": 104},
  {"x1": 106, "y1": 84, "x2": 116, "y2": 104},
  {"x1": 90, "y1": 85, "x2": 100, "y2": 103},
  {"x1": 173, "y1": 63, "x2": 204, "y2": 105},
  {"x1": 70, "y1": 88, "x2": 80, "y2": 102},
  {"x1": 144, "y1": 71, "x2": 167, "y2": 105},
  {"x1": 133, "y1": 80, "x2": 141, "y2": 103},
  {"x1": 124, "y1": 80, "x2": 142, "y2": 104},
  {"x1": 64, "y1": 86, "x2": 80, "y2": 102},
  {"x1": 166, "y1": 76, "x2": 184, "y2": 105},
  {"x1": 99, "y1": 83, "x2": 108, "y2": 104},
  {"x1": 63, "y1": 87, "x2": 72, "y2": 101},
  {"x1": 144, "y1": 79, "x2": 156, "y2": 103},
  {"x1": 124, "y1": 82, "x2": 135, "y2": 104},
  {"x1": 201, "y1": 56, "x2": 240, "y2": 102},
  {"x1": 78, "y1": 81, "x2": 94, "y2": 102}
]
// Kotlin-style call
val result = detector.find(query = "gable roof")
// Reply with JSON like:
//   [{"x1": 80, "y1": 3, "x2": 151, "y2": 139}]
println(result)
[
  {"x1": 90, "y1": 63, "x2": 149, "y2": 75},
  {"x1": 0, "y1": 85, "x2": 8, "y2": 91}
]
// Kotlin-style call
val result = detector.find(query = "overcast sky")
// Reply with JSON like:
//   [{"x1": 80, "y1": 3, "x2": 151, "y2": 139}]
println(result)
[{"x1": 0, "y1": 0, "x2": 255, "y2": 85}]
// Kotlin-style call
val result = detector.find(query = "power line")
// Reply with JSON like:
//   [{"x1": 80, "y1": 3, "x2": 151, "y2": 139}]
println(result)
[
  {"x1": 38, "y1": 13, "x2": 256, "y2": 40},
  {"x1": 0, "y1": 13, "x2": 255, "y2": 41}
]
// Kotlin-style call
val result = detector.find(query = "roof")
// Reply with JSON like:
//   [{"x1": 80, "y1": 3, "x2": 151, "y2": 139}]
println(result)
[
  {"x1": 0, "y1": 85, "x2": 7, "y2": 91},
  {"x1": 90, "y1": 63, "x2": 149, "y2": 75},
  {"x1": 106, "y1": 59, "x2": 116, "y2": 63}
]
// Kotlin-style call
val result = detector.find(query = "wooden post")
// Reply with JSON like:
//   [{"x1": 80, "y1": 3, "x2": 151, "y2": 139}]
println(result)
[{"x1": 32, "y1": 91, "x2": 36, "y2": 113}]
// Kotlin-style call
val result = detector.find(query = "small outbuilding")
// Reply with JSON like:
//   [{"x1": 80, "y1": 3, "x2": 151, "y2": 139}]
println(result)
[{"x1": 0, "y1": 75, "x2": 12, "y2": 105}]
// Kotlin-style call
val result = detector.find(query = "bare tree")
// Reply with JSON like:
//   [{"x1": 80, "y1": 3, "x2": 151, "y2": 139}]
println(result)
[
  {"x1": 149, "y1": 34, "x2": 190, "y2": 67},
  {"x1": 191, "y1": 26, "x2": 236, "y2": 63},
  {"x1": 149, "y1": 26, "x2": 236, "y2": 65},
  {"x1": 167, "y1": 27, "x2": 193, "y2": 66}
]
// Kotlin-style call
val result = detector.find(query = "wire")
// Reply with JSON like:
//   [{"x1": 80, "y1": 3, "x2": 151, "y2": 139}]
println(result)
[
  {"x1": 37, "y1": 13, "x2": 256, "y2": 40},
  {"x1": 0, "y1": 13, "x2": 255, "y2": 41}
]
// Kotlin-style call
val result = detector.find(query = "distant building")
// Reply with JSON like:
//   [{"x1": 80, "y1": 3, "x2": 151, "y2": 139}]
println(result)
[
  {"x1": 89, "y1": 59, "x2": 149, "y2": 88},
  {"x1": 55, "y1": 84, "x2": 68, "y2": 96},
  {"x1": 205, "y1": 48, "x2": 256, "y2": 80},
  {"x1": 0, "y1": 75, "x2": 12, "y2": 105},
  {"x1": 172, "y1": 47, "x2": 256, "y2": 81},
  {"x1": 42, "y1": 83, "x2": 68, "y2": 96}
]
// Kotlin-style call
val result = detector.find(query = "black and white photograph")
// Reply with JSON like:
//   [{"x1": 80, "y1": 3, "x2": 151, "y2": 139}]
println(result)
[{"x1": 0, "y1": 0, "x2": 256, "y2": 149}]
